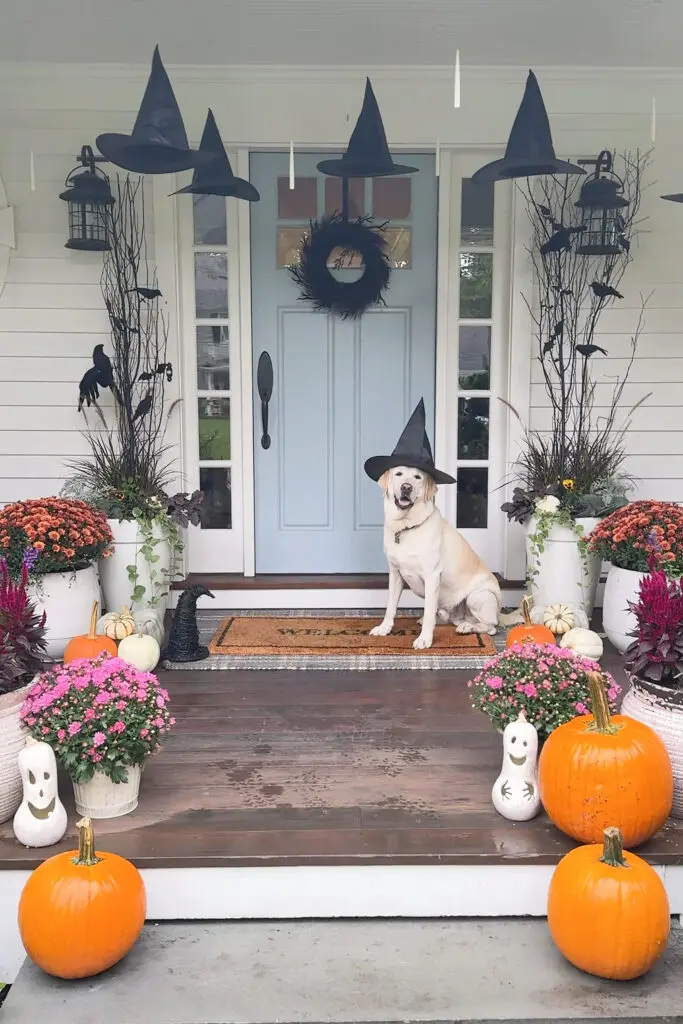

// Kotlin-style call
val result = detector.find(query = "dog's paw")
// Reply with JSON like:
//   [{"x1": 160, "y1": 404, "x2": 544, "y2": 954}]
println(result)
[
  {"x1": 369, "y1": 622, "x2": 393, "y2": 637},
  {"x1": 455, "y1": 622, "x2": 475, "y2": 634},
  {"x1": 413, "y1": 633, "x2": 433, "y2": 650}
]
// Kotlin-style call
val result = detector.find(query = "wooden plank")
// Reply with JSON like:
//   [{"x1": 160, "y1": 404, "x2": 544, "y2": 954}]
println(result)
[{"x1": 173, "y1": 572, "x2": 525, "y2": 591}]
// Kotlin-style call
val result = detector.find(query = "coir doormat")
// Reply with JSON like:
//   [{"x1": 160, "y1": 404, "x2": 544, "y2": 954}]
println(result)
[{"x1": 189, "y1": 614, "x2": 498, "y2": 671}]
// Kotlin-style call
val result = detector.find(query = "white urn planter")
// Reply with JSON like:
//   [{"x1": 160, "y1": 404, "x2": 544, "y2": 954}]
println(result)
[
  {"x1": 602, "y1": 566, "x2": 645, "y2": 654},
  {"x1": 72, "y1": 765, "x2": 142, "y2": 819},
  {"x1": 30, "y1": 565, "x2": 101, "y2": 659},
  {"x1": 100, "y1": 518, "x2": 172, "y2": 618},
  {"x1": 526, "y1": 516, "x2": 602, "y2": 618},
  {"x1": 621, "y1": 674, "x2": 683, "y2": 818},
  {"x1": 0, "y1": 681, "x2": 31, "y2": 823}
]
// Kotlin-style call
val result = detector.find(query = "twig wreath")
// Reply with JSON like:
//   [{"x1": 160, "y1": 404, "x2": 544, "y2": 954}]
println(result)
[{"x1": 289, "y1": 213, "x2": 392, "y2": 319}]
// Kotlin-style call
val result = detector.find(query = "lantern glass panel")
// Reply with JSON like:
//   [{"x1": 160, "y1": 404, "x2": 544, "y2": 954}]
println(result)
[
  {"x1": 66, "y1": 201, "x2": 110, "y2": 251},
  {"x1": 577, "y1": 206, "x2": 621, "y2": 256}
]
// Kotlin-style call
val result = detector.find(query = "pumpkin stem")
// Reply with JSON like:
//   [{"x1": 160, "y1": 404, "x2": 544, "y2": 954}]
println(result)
[
  {"x1": 73, "y1": 816, "x2": 102, "y2": 867},
  {"x1": 587, "y1": 671, "x2": 618, "y2": 734},
  {"x1": 600, "y1": 826, "x2": 629, "y2": 868},
  {"x1": 522, "y1": 595, "x2": 532, "y2": 626},
  {"x1": 88, "y1": 601, "x2": 99, "y2": 640}
]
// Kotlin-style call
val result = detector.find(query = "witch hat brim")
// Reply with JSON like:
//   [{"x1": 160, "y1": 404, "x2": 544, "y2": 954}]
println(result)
[
  {"x1": 472, "y1": 71, "x2": 586, "y2": 184},
  {"x1": 662, "y1": 193, "x2": 683, "y2": 203},
  {"x1": 171, "y1": 110, "x2": 261, "y2": 202},
  {"x1": 96, "y1": 46, "x2": 211, "y2": 175},
  {"x1": 364, "y1": 398, "x2": 456, "y2": 485},
  {"x1": 317, "y1": 79, "x2": 419, "y2": 179}
]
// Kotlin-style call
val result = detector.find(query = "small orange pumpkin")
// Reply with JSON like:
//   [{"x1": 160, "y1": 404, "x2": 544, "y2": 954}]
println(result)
[
  {"x1": 548, "y1": 826, "x2": 670, "y2": 980},
  {"x1": 18, "y1": 817, "x2": 146, "y2": 979},
  {"x1": 63, "y1": 600, "x2": 117, "y2": 664},
  {"x1": 539, "y1": 671, "x2": 673, "y2": 847},
  {"x1": 506, "y1": 596, "x2": 555, "y2": 648}
]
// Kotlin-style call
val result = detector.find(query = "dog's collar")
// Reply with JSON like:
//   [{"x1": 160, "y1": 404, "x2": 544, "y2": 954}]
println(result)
[{"x1": 393, "y1": 507, "x2": 436, "y2": 544}]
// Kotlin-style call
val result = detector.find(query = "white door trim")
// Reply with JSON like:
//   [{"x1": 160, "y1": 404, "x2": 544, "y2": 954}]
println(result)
[
  {"x1": 236, "y1": 148, "x2": 256, "y2": 576},
  {"x1": 433, "y1": 148, "x2": 453, "y2": 520}
]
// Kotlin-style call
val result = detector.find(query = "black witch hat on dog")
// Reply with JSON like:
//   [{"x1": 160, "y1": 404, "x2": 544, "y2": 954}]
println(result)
[
  {"x1": 364, "y1": 399, "x2": 455, "y2": 484},
  {"x1": 317, "y1": 78, "x2": 418, "y2": 179},
  {"x1": 472, "y1": 71, "x2": 585, "y2": 183},
  {"x1": 171, "y1": 110, "x2": 260, "y2": 202},
  {"x1": 97, "y1": 46, "x2": 211, "y2": 174}
]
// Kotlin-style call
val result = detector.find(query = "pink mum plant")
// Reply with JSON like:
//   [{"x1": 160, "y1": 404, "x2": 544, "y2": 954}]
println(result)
[{"x1": 20, "y1": 653, "x2": 175, "y2": 784}]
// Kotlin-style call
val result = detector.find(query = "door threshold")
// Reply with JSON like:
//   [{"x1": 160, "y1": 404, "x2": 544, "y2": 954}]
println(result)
[{"x1": 174, "y1": 573, "x2": 523, "y2": 591}]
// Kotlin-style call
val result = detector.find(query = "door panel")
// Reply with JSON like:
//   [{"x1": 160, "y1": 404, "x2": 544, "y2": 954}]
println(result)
[{"x1": 250, "y1": 152, "x2": 437, "y2": 573}]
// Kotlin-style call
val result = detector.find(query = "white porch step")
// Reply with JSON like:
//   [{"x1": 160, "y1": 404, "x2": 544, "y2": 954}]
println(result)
[{"x1": 2, "y1": 919, "x2": 683, "y2": 1023}]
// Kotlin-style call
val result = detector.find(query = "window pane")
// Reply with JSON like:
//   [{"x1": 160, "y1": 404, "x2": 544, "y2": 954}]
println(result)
[
  {"x1": 457, "y1": 468, "x2": 488, "y2": 528},
  {"x1": 458, "y1": 397, "x2": 489, "y2": 460},
  {"x1": 278, "y1": 177, "x2": 317, "y2": 219},
  {"x1": 459, "y1": 253, "x2": 492, "y2": 319},
  {"x1": 193, "y1": 194, "x2": 227, "y2": 246},
  {"x1": 458, "y1": 326, "x2": 491, "y2": 389},
  {"x1": 324, "y1": 177, "x2": 365, "y2": 218},
  {"x1": 277, "y1": 225, "x2": 308, "y2": 268},
  {"x1": 382, "y1": 227, "x2": 411, "y2": 269},
  {"x1": 197, "y1": 326, "x2": 229, "y2": 391},
  {"x1": 198, "y1": 397, "x2": 231, "y2": 460},
  {"x1": 195, "y1": 252, "x2": 228, "y2": 318},
  {"x1": 461, "y1": 178, "x2": 494, "y2": 247},
  {"x1": 199, "y1": 467, "x2": 232, "y2": 530},
  {"x1": 372, "y1": 177, "x2": 411, "y2": 219}
]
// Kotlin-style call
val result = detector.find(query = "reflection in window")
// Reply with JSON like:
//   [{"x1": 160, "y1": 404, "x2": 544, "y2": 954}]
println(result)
[
  {"x1": 457, "y1": 468, "x2": 488, "y2": 528},
  {"x1": 372, "y1": 177, "x2": 411, "y2": 219},
  {"x1": 193, "y1": 194, "x2": 227, "y2": 246},
  {"x1": 198, "y1": 397, "x2": 231, "y2": 461},
  {"x1": 458, "y1": 326, "x2": 491, "y2": 389},
  {"x1": 195, "y1": 252, "x2": 228, "y2": 318},
  {"x1": 459, "y1": 253, "x2": 493, "y2": 319},
  {"x1": 460, "y1": 179, "x2": 494, "y2": 247},
  {"x1": 196, "y1": 326, "x2": 230, "y2": 391},
  {"x1": 277, "y1": 226, "x2": 309, "y2": 268},
  {"x1": 457, "y1": 397, "x2": 489, "y2": 460},
  {"x1": 199, "y1": 467, "x2": 232, "y2": 530},
  {"x1": 277, "y1": 177, "x2": 317, "y2": 219}
]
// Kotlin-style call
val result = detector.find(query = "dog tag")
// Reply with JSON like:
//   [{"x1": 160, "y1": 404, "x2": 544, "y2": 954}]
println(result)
[{"x1": 395, "y1": 532, "x2": 401, "y2": 544}]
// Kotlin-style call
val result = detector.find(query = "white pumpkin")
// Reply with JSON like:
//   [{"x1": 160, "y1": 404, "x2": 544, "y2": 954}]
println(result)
[
  {"x1": 13, "y1": 738, "x2": 67, "y2": 848},
  {"x1": 491, "y1": 711, "x2": 541, "y2": 822},
  {"x1": 97, "y1": 606, "x2": 136, "y2": 641},
  {"x1": 542, "y1": 604, "x2": 574, "y2": 635},
  {"x1": 133, "y1": 611, "x2": 165, "y2": 646},
  {"x1": 117, "y1": 632, "x2": 161, "y2": 672},
  {"x1": 530, "y1": 601, "x2": 589, "y2": 631},
  {"x1": 560, "y1": 626, "x2": 604, "y2": 661}
]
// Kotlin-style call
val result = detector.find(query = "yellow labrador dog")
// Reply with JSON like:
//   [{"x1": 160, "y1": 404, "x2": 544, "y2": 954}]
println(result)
[{"x1": 369, "y1": 466, "x2": 502, "y2": 650}]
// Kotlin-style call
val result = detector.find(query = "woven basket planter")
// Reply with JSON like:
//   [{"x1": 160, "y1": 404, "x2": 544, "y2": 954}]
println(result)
[
  {"x1": 621, "y1": 672, "x2": 683, "y2": 818},
  {"x1": 0, "y1": 681, "x2": 32, "y2": 823}
]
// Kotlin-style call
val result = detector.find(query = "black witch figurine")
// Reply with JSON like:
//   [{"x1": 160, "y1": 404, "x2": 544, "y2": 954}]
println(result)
[{"x1": 162, "y1": 585, "x2": 214, "y2": 663}]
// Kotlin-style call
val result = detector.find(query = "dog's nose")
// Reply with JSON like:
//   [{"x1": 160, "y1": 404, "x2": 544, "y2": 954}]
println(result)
[{"x1": 400, "y1": 482, "x2": 412, "y2": 494}]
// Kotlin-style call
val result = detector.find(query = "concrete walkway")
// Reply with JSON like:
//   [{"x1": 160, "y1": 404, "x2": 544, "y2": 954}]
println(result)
[{"x1": 3, "y1": 919, "x2": 683, "y2": 1023}]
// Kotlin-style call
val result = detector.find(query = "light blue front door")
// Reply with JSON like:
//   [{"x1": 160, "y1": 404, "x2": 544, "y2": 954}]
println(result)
[{"x1": 250, "y1": 152, "x2": 437, "y2": 573}]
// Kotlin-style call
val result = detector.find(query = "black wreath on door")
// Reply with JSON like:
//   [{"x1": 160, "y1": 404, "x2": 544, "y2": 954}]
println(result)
[{"x1": 289, "y1": 213, "x2": 392, "y2": 320}]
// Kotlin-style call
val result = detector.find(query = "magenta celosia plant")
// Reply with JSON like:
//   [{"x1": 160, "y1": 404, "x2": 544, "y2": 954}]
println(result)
[
  {"x1": 625, "y1": 566, "x2": 683, "y2": 687},
  {"x1": 0, "y1": 551, "x2": 47, "y2": 695},
  {"x1": 468, "y1": 643, "x2": 620, "y2": 738},
  {"x1": 20, "y1": 654, "x2": 175, "y2": 784}
]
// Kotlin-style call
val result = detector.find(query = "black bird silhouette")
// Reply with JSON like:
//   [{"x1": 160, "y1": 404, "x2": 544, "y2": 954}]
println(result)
[
  {"x1": 539, "y1": 205, "x2": 553, "y2": 220},
  {"x1": 138, "y1": 371, "x2": 155, "y2": 382},
  {"x1": 542, "y1": 340, "x2": 555, "y2": 355},
  {"x1": 128, "y1": 287, "x2": 163, "y2": 300},
  {"x1": 132, "y1": 392, "x2": 153, "y2": 422},
  {"x1": 78, "y1": 344, "x2": 115, "y2": 411},
  {"x1": 540, "y1": 225, "x2": 582, "y2": 255},
  {"x1": 92, "y1": 344, "x2": 113, "y2": 387},
  {"x1": 561, "y1": 288, "x2": 573, "y2": 296},
  {"x1": 550, "y1": 319, "x2": 564, "y2": 341},
  {"x1": 576, "y1": 344, "x2": 608, "y2": 357},
  {"x1": 111, "y1": 314, "x2": 139, "y2": 335},
  {"x1": 77, "y1": 366, "x2": 101, "y2": 411},
  {"x1": 591, "y1": 282, "x2": 623, "y2": 300}
]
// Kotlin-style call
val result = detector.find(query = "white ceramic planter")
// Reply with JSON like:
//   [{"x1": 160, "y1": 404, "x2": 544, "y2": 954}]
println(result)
[
  {"x1": 621, "y1": 673, "x2": 682, "y2": 818},
  {"x1": 100, "y1": 518, "x2": 172, "y2": 618},
  {"x1": 72, "y1": 764, "x2": 142, "y2": 819},
  {"x1": 0, "y1": 681, "x2": 31, "y2": 823},
  {"x1": 526, "y1": 516, "x2": 602, "y2": 618},
  {"x1": 30, "y1": 565, "x2": 101, "y2": 659},
  {"x1": 602, "y1": 566, "x2": 645, "y2": 654}
]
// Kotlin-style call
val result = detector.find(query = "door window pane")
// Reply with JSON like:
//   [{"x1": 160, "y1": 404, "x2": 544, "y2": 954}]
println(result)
[
  {"x1": 457, "y1": 468, "x2": 488, "y2": 528},
  {"x1": 197, "y1": 326, "x2": 229, "y2": 391},
  {"x1": 198, "y1": 397, "x2": 231, "y2": 460},
  {"x1": 458, "y1": 397, "x2": 489, "y2": 460},
  {"x1": 199, "y1": 467, "x2": 232, "y2": 530},
  {"x1": 459, "y1": 253, "x2": 493, "y2": 319},
  {"x1": 372, "y1": 177, "x2": 411, "y2": 219},
  {"x1": 193, "y1": 194, "x2": 227, "y2": 246},
  {"x1": 458, "y1": 326, "x2": 491, "y2": 389},
  {"x1": 382, "y1": 227, "x2": 412, "y2": 269},
  {"x1": 277, "y1": 225, "x2": 308, "y2": 268},
  {"x1": 278, "y1": 177, "x2": 317, "y2": 219},
  {"x1": 195, "y1": 252, "x2": 228, "y2": 318},
  {"x1": 461, "y1": 179, "x2": 494, "y2": 246},
  {"x1": 324, "y1": 177, "x2": 365, "y2": 218}
]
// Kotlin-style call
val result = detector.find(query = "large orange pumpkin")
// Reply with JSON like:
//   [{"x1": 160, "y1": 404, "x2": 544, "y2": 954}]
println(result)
[
  {"x1": 63, "y1": 600, "x2": 117, "y2": 663},
  {"x1": 548, "y1": 826, "x2": 670, "y2": 980},
  {"x1": 506, "y1": 596, "x2": 555, "y2": 648},
  {"x1": 18, "y1": 817, "x2": 146, "y2": 979},
  {"x1": 539, "y1": 671, "x2": 673, "y2": 847}
]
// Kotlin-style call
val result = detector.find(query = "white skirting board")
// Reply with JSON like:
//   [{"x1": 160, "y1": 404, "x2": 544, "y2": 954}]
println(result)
[
  {"x1": 1, "y1": 861, "x2": 682, "y2": 983},
  {"x1": 170, "y1": 588, "x2": 526, "y2": 610}
]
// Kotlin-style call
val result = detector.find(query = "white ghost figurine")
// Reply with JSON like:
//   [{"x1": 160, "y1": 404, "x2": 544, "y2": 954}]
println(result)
[
  {"x1": 491, "y1": 710, "x2": 541, "y2": 821},
  {"x1": 13, "y1": 738, "x2": 67, "y2": 847}
]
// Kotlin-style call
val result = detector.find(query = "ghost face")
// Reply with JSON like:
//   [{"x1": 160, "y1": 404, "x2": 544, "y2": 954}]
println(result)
[
  {"x1": 18, "y1": 742, "x2": 59, "y2": 819},
  {"x1": 502, "y1": 715, "x2": 538, "y2": 770}
]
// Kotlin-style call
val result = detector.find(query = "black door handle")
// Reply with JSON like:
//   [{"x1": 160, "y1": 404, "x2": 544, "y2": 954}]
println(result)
[{"x1": 256, "y1": 351, "x2": 273, "y2": 450}]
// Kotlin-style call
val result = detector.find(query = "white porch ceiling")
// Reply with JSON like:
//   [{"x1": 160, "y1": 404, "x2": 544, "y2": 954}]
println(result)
[{"x1": 0, "y1": 0, "x2": 676, "y2": 68}]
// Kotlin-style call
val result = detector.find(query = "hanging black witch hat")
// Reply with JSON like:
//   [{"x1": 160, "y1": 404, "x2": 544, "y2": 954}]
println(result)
[
  {"x1": 97, "y1": 46, "x2": 211, "y2": 174},
  {"x1": 472, "y1": 71, "x2": 586, "y2": 184},
  {"x1": 171, "y1": 110, "x2": 260, "y2": 201},
  {"x1": 364, "y1": 399, "x2": 455, "y2": 484},
  {"x1": 317, "y1": 78, "x2": 418, "y2": 178},
  {"x1": 662, "y1": 192, "x2": 683, "y2": 204}
]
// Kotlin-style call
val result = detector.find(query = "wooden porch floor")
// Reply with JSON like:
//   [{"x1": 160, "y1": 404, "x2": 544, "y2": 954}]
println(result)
[{"x1": 2, "y1": 645, "x2": 683, "y2": 870}]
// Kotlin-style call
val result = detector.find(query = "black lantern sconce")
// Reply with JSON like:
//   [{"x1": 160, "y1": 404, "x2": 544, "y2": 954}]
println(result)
[
  {"x1": 574, "y1": 150, "x2": 629, "y2": 256},
  {"x1": 59, "y1": 145, "x2": 114, "y2": 251}
]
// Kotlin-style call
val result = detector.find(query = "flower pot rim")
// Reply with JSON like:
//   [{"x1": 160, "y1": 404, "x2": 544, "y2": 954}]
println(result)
[
  {"x1": 625, "y1": 668, "x2": 683, "y2": 706},
  {"x1": 0, "y1": 679, "x2": 34, "y2": 713}
]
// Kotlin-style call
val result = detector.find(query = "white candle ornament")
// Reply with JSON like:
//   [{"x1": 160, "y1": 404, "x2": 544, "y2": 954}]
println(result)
[
  {"x1": 454, "y1": 50, "x2": 461, "y2": 109},
  {"x1": 651, "y1": 97, "x2": 656, "y2": 144},
  {"x1": 435, "y1": 138, "x2": 440, "y2": 177},
  {"x1": 30, "y1": 151, "x2": 36, "y2": 192},
  {"x1": 289, "y1": 141, "x2": 295, "y2": 189}
]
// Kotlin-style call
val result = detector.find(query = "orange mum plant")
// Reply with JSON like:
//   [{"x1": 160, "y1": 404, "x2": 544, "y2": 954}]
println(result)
[
  {"x1": 0, "y1": 498, "x2": 112, "y2": 578},
  {"x1": 589, "y1": 499, "x2": 683, "y2": 575}
]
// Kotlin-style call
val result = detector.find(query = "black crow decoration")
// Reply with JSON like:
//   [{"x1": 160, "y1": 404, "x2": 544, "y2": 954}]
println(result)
[{"x1": 78, "y1": 344, "x2": 116, "y2": 412}]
